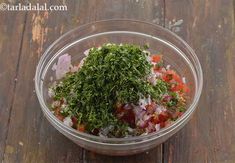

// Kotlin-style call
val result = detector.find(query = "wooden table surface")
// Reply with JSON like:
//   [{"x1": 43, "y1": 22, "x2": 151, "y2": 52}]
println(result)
[{"x1": 0, "y1": 0, "x2": 235, "y2": 162}]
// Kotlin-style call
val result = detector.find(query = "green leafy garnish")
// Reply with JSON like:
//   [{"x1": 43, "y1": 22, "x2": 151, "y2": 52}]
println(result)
[{"x1": 51, "y1": 43, "x2": 183, "y2": 136}]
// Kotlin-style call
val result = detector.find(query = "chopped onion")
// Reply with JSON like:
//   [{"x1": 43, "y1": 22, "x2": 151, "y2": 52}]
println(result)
[
  {"x1": 55, "y1": 54, "x2": 72, "y2": 79},
  {"x1": 166, "y1": 64, "x2": 171, "y2": 70},
  {"x1": 155, "y1": 105, "x2": 165, "y2": 114},
  {"x1": 155, "y1": 124, "x2": 160, "y2": 132},
  {"x1": 84, "y1": 49, "x2": 90, "y2": 56},
  {"x1": 133, "y1": 105, "x2": 146, "y2": 120},
  {"x1": 182, "y1": 77, "x2": 186, "y2": 83},
  {"x1": 161, "y1": 68, "x2": 166, "y2": 72},
  {"x1": 148, "y1": 69, "x2": 157, "y2": 85},
  {"x1": 138, "y1": 98, "x2": 148, "y2": 109},
  {"x1": 155, "y1": 72, "x2": 162, "y2": 78},
  {"x1": 123, "y1": 104, "x2": 133, "y2": 110},
  {"x1": 51, "y1": 100, "x2": 60, "y2": 108},
  {"x1": 127, "y1": 127, "x2": 134, "y2": 132},
  {"x1": 48, "y1": 88, "x2": 55, "y2": 98},
  {"x1": 147, "y1": 95, "x2": 151, "y2": 105},
  {"x1": 79, "y1": 57, "x2": 86, "y2": 68},
  {"x1": 137, "y1": 119, "x2": 146, "y2": 128},
  {"x1": 143, "y1": 114, "x2": 151, "y2": 121},
  {"x1": 63, "y1": 117, "x2": 73, "y2": 127},
  {"x1": 98, "y1": 133, "x2": 106, "y2": 138}
]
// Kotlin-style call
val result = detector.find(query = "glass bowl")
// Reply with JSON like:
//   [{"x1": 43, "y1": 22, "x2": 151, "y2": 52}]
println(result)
[{"x1": 35, "y1": 20, "x2": 203, "y2": 156}]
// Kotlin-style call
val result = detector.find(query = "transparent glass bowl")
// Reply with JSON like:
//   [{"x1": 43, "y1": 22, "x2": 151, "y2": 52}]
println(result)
[{"x1": 35, "y1": 20, "x2": 203, "y2": 155}]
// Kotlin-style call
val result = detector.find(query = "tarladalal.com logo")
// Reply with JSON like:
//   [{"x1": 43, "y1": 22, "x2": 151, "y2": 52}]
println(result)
[{"x1": 0, "y1": 2, "x2": 67, "y2": 11}]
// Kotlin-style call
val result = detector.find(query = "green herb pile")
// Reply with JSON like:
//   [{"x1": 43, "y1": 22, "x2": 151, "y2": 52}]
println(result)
[{"x1": 51, "y1": 44, "x2": 170, "y2": 136}]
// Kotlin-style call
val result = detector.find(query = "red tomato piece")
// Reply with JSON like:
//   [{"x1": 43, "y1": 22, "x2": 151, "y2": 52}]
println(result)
[
  {"x1": 146, "y1": 102, "x2": 156, "y2": 114},
  {"x1": 71, "y1": 116, "x2": 78, "y2": 124},
  {"x1": 115, "y1": 104, "x2": 136, "y2": 128},
  {"x1": 182, "y1": 84, "x2": 190, "y2": 93},
  {"x1": 160, "y1": 122, "x2": 165, "y2": 128},
  {"x1": 158, "y1": 112, "x2": 169, "y2": 122},
  {"x1": 178, "y1": 112, "x2": 184, "y2": 117},
  {"x1": 54, "y1": 108, "x2": 65, "y2": 121},
  {"x1": 77, "y1": 124, "x2": 85, "y2": 132},
  {"x1": 151, "y1": 115, "x2": 160, "y2": 124},
  {"x1": 152, "y1": 55, "x2": 162, "y2": 63}
]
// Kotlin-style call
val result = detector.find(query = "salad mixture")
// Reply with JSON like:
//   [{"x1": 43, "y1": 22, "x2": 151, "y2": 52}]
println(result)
[{"x1": 49, "y1": 43, "x2": 189, "y2": 138}]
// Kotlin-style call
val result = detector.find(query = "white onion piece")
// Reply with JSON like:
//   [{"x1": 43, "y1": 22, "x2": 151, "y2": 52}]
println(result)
[
  {"x1": 147, "y1": 95, "x2": 151, "y2": 105},
  {"x1": 143, "y1": 114, "x2": 151, "y2": 121},
  {"x1": 79, "y1": 57, "x2": 86, "y2": 68},
  {"x1": 146, "y1": 122, "x2": 155, "y2": 133},
  {"x1": 148, "y1": 68, "x2": 157, "y2": 85},
  {"x1": 151, "y1": 62, "x2": 156, "y2": 66},
  {"x1": 182, "y1": 77, "x2": 186, "y2": 83},
  {"x1": 84, "y1": 49, "x2": 90, "y2": 56},
  {"x1": 155, "y1": 105, "x2": 167, "y2": 114},
  {"x1": 48, "y1": 88, "x2": 55, "y2": 98},
  {"x1": 123, "y1": 104, "x2": 132, "y2": 110},
  {"x1": 51, "y1": 100, "x2": 60, "y2": 108},
  {"x1": 148, "y1": 122, "x2": 155, "y2": 129},
  {"x1": 133, "y1": 105, "x2": 146, "y2": 119},
  {"x1": 155, "y1": 106, "x2": 163, "y2": 114},
  {"x1": 63, "y1": 117, "x2": 73, "y2": 127},
  {"x1": 98, "y1": 133, "x2": 106, "y2": 138},
  {"x1": 155, "y1": 124, "x2": 160, "y2": 132},
  {"x1": 155, "y1": 72, "x2": 162, "y2": 78},
  {"x1": 127, "y1": 127, "x2": 134, "y2": 132},
  {"x1": 137, "y1": 120, "x2": 146, "y2": 128},
  {"x1": 138, "y1": 98, "x2": 148, "y2": 109},
  {"x1": 55, "y1": 54, "x2": 71, "y2": 79},
  {"x1": 166, "y1": 64, "x2": 171, "y2": 70}
]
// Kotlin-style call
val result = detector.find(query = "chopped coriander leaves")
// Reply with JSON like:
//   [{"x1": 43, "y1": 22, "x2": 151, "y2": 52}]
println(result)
[{"x1": 49, "y1": 43, "x2": 189, "y2": 137}]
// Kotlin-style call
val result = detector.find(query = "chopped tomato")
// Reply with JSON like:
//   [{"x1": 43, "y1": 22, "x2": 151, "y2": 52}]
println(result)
[
  {"x1": 77, "y1": 124, "x2": 85, "y2": 132},
  {"x1": 163, "y1": 70, "x2": 181, "y2": 82},
  {"x1": 172, "y1": 73, "x2": 181, "y2": 83},
  {"x1": 161, "y1": 69, "x2": 190, "y2": 93},
  {"x1": 152, "y1": 55, "x2": 162, "y2": 63},
  {"x1": 171, "y1": 83, "x2": 183, "y2": 92},
  {"x1": 115, "y1": 104, "x2": 136, "y2": 128},
  {"x1": 160, "y1": 122, "x2": 165, "y2": 128},
  {"x1": 163, "y1": 74, "x2": 173, "y2": 82},
  {"x1": 158, "y1": 114, "x2": 166, "y2": 122},
  {"x1": 54, "y1": 108, "x2": 65, "y2": 121},
  {"x1": 171, "y1": 83, "x2": 190, "y2": 93},
  {"x1": 154, "y1": 66, "x2": 163, "y2": 72},
  {"x1": 182, "y1": 84, "x2": 190, "y2": 93},
  {"x1": 56, "y1": 114, "x2": 65, "y2": 121},
  {"x1": 151, "y1": 115, "x2": 160, "y2": 124},
  {"x1": 146, "y1": 102, "x2": 156, "y2": 114},
  {"x1": 71, "y1": 116, "x2": 78, "y2": 129},
  {"x1": 71, "y1": 116, "x2": 78, "y2": 124},
  {"x1": 158, "y1": 112, "x2": 169, "y2": 122},
  {"x1": 178, "y1": 112, "x2": 183, "y2": 117}
]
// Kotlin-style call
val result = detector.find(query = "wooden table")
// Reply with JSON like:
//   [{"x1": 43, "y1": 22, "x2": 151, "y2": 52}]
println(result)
[{"x1": 0, "y1": 0, "x2": 234, "y2": 162}]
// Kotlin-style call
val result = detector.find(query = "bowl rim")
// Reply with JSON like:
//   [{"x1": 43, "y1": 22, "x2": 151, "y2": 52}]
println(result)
[{"x1": 35, "y1": 19, "x2": 203, "y2": 145}]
